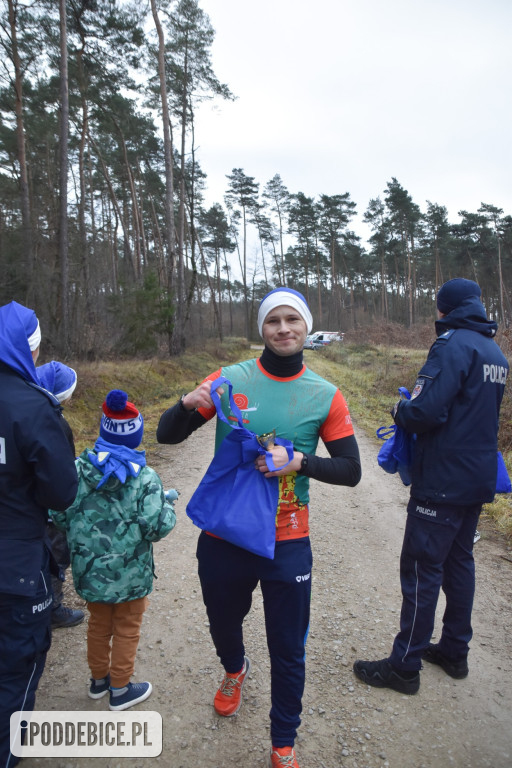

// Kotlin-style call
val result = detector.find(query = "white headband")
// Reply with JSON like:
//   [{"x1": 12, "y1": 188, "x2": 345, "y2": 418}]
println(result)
[
  {"x1": 27, "y1": 322, "x2": 41, "y2": 351},
  {"x1": 257, "y1": 290, "x2": 313, "y2": 337},
  {"x1": 55, "y1": 379, "x2": 77, "y2": 404}
]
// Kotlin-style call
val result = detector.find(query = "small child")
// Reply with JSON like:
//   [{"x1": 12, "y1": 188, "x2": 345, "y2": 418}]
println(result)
[
  {"x1": 37, "y1": 361, "x2": 85, "y2": 629},
  {"x1": 51, "y1": 389, "x2": 178, "y2": 711},
  {"x1": 37, "y1": 360, "x2": 78, "y2": 453}
]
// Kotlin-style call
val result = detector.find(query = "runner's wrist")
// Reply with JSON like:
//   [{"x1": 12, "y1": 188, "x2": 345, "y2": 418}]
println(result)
[
  {"x1": 180, "y1": 394, "x2": 197, "y2": 413},
  {"x1": 298, "y1": 452, "x2": 309, "y2": 475}
]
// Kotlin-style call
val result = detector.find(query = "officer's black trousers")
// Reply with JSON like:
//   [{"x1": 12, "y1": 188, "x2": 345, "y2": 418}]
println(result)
[
  {"x1": 390, "y1": 497, "x2": 481, "y2": 671},
  {"x1": 0, "y1": 558, "x2": 52, "y2": 768}
]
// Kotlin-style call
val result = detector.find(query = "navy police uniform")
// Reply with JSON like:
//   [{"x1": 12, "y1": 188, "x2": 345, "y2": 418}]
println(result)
[
  {"x1": 389, "y1": 295, "x2": 508, "y2": 671},
  {"x1": 0, "y1": 304, "x2": 78, "y2": 768}
]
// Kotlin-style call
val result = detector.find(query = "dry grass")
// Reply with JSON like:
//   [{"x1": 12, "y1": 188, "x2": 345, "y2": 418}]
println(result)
[
  {"x1": 64, "y1": 338, "x2": 254, "y2": 457},
  {"x1": 62, "y1": 328, "x2": 511, "y2": 541}
]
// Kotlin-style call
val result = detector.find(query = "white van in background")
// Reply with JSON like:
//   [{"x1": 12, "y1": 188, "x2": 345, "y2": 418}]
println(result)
[{"x1": 303, "y1": 331, "x2": 344, "y2": 349}]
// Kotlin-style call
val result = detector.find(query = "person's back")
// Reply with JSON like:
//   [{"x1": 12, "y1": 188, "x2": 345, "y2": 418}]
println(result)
[
  {"x1": 0, "y1": 301, "x2": 78, "y2": 768},
  {"x1": 395, "y1": 292, "x2": 508, "y2": 505},
  {"x1": 353, "y1": 278, "x2": 509, "y2": 697},
  {"x1": 66, "y1": 442, "x2": 175, "y2": 602},
  {"x1": 37, "y1": 360, "x2": 85, "y2": 629},
  {"x1": 0, "y1": 356, "x2": 77, "y2": 542},
  {"x1": 52, "y1": 389, "x2": 178, "y2": 711}
]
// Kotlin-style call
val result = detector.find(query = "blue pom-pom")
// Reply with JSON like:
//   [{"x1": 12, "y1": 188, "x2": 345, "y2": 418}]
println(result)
[{"x1": 106, "y1": 389, "x2": 128, "y2": 411}]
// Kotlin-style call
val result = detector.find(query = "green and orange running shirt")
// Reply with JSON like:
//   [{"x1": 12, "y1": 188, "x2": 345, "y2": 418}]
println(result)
[{"x1": 198, "y1": 359, "x2": 354, "y2": 542}]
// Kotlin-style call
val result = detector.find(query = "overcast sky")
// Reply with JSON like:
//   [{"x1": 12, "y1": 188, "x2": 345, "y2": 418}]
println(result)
[{"x1": 195, "y1": 0, "x2": 511, "y2": 244}]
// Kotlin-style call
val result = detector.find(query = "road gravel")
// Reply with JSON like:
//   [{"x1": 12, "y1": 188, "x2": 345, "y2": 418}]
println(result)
[{"x1": 23, "y1": 421, "x2": 512, "y2": 768}]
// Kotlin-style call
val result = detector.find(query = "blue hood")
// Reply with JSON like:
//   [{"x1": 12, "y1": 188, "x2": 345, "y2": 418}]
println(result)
[
  {"x1": 435, "y1": 295, "x2": 497, "y2": 338},
  {"x1": 88, "y1": 437, "x2": 147, "y2": 489},
  {"x1": 0, "y1": 301, "x2": 40, "y2": 384}
]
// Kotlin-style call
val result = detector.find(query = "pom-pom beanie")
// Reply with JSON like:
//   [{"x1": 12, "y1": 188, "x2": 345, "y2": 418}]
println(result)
[{"x1": 100, "y1": 389, "x2": 143, "y2": 448}]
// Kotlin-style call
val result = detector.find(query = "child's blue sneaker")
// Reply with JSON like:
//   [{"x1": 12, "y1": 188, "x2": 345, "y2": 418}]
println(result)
[
  {"x1": 109, "y1": 681, "x2": 152, "y2": 711},
  {"x1": 88, "y1": 674, "x2": 111, "y2": 699}
]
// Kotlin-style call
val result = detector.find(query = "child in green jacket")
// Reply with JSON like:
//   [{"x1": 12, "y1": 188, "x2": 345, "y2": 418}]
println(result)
[{"x1": 52, "y1": 389, "x2": 177, "y2": 711}]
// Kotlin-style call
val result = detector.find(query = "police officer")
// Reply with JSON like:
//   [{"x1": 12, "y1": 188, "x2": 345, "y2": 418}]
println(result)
[
  {"x1": 0, "y1": 301, "x2": 78, "y2": 767},
  {"x1": 353, "y1": 278, "x2": 509, "y2": 694}
]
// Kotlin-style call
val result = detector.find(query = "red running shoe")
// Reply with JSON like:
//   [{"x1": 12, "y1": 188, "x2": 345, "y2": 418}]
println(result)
[
  {"x1": 213, "y1": 656, "x2": 250, "y2": 717},
  {"x1": 269, "y1": 746, "x2": 300, "y2": 767}
]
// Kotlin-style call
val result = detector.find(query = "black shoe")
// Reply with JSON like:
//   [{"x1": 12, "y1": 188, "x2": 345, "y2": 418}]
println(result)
[
  {"x1": 51, "y1": 605, "x2": 85, "y2": 629},
  {"x1": 422, "y1": 643, "x2": 468, "y2": 679},
  {"x1": 353, "y1": 658, "x2": 420, "y2": 695}
]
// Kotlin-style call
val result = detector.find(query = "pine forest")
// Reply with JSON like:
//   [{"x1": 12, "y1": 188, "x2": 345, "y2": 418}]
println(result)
[{"x1": 1, "y1": 0, "x2": 511, "y2": 357}]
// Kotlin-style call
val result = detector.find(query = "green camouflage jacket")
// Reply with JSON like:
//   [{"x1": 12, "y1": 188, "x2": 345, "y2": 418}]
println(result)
[{"x1": 51, "y1": 449, "x2": 177, "y2": 603}]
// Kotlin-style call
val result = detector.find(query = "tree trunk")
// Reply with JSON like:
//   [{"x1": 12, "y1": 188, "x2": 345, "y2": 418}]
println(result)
[
  {"x1": 58, "y1": 0, "x2": 69, "y2": 353},
  {"x1": 89, "y1": 133, "x2": 133, "y2": 269},
  {"x1": 497, "y1": 237, "x2": 506, "y2": 326},
  {"x1": 381, "y1": 253, "x2": 389, "y2": 320},
  {"x1": 278, "y1": 208, "x2": 286, "y2": 285},
  {"x1": 258, "y1": 232, "x2": 269, "y2": 290},
  {"x1": 111, "y1": 117, "x2": 142, "y2": 280},
  {"x1": 242, "y1": 207, "x2": 249, "y2": 338},
  {"x1": 223, "y1": 251, "x2": 234, "y2": 334},
  {"x1": 150, "y1": 0, "x2": 177, "y2": 354},
  {"x1": 175, "y1": 34, "x2": 189, "y2": 353},
  {"x1": 195, "y1": 228, "x2": 223, "y2": 340},
  {"x1": 7, "y1": 0, "x2": 32, "y2": 286},
  {"x1": 76, "y1": 41, "x2": 93, "y2": 322}
]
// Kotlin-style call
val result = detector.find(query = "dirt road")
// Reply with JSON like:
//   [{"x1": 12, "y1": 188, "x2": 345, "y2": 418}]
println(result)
[{"x1": 24, "y1": 422, "x2": 512, "y2": 768}]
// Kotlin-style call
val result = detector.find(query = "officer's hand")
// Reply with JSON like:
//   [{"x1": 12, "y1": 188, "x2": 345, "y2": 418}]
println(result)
[{"x1": 391, "y1": 400, "x2": 401, "y2": 419}]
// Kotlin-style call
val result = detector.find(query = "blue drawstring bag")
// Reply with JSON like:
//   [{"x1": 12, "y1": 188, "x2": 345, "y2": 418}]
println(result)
[
  {"x1": 496, "y1": 451, "x2": 511, "y2": 493},
  {"x1": 376, "y1": 387, "x2": 415, "y2": 486},
  {"x1": 186, "y1": 376, "x2": 294, "y2": 559},
  {"x1": 376, "y1": 425, "x2": 415, "y2": 486}
]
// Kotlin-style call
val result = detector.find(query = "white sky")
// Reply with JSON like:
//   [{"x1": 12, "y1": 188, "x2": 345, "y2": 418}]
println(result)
[{"x1": 195, "y1": 0, "x2": 512, "y2": 245}]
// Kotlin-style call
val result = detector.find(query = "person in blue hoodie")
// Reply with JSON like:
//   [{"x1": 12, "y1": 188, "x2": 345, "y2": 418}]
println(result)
[
  {"x1": 37, "y1": 361, "x2": 85, "y2": 630},
  {"x1": 0, "y1": 301, "x2": 79, "y2": 768},
  {"x1": 353, "y1": 279, "x2": 509, "y2": 695}
]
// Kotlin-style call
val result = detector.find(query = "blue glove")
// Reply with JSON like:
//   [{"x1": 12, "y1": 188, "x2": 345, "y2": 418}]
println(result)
[{"x1": 164, "y1": 488, "x2": 179, "y2": 502}]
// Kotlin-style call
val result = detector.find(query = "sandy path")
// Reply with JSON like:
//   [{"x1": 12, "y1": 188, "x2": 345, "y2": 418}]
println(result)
[{"x1": 23, "y1": 421, "x2": 512, "y2": 768}]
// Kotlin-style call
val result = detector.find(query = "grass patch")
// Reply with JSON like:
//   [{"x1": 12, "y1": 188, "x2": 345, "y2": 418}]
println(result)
[
  {"x1": 303, "y1": 344, "x2": 427, "y2": 434},
  {"x1": 63, "y1": 339, "x2": 511, "y2": 542},
  {"x1": 64, "y1": 339, "x2": 258, "y2": 458}
]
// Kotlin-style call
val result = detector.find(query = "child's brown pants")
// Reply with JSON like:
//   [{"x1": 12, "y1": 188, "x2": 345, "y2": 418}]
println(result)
[{"x1": 86, "y1": 597, "x2": 148, "y2": 688}]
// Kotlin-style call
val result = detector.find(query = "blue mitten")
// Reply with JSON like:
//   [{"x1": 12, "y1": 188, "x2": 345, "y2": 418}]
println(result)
[{"x1": 164, "y1": 488, "x2": 179, "y2": 502}]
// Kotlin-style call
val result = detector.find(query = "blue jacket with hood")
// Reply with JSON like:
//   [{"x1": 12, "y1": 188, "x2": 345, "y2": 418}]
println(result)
[
  {"x1": 0, "y1": 301, "x2": 78, "y2": 597},
  {"x1": 394, "y1": 295, "x2": 509, "y2": 506}
]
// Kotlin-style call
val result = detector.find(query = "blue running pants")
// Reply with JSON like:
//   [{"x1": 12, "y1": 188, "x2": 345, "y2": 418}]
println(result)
[{"x1": 197, "y1": 532, "x2": 312, "y2": 747}]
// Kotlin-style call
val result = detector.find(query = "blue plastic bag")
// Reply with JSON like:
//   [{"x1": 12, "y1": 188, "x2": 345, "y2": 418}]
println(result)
[
  {"x1": 376, "y1": 387, "x2": 415, "y2": 486},
  {"x1": 496, "y1": 451, "x2": 511, "y2": 493},
  {"x1": 376, "y1": 425, "x2": 415, "y2": 486},
  {"x1": 186, "y1": 377, "x2": 294, "y2": 559}
]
